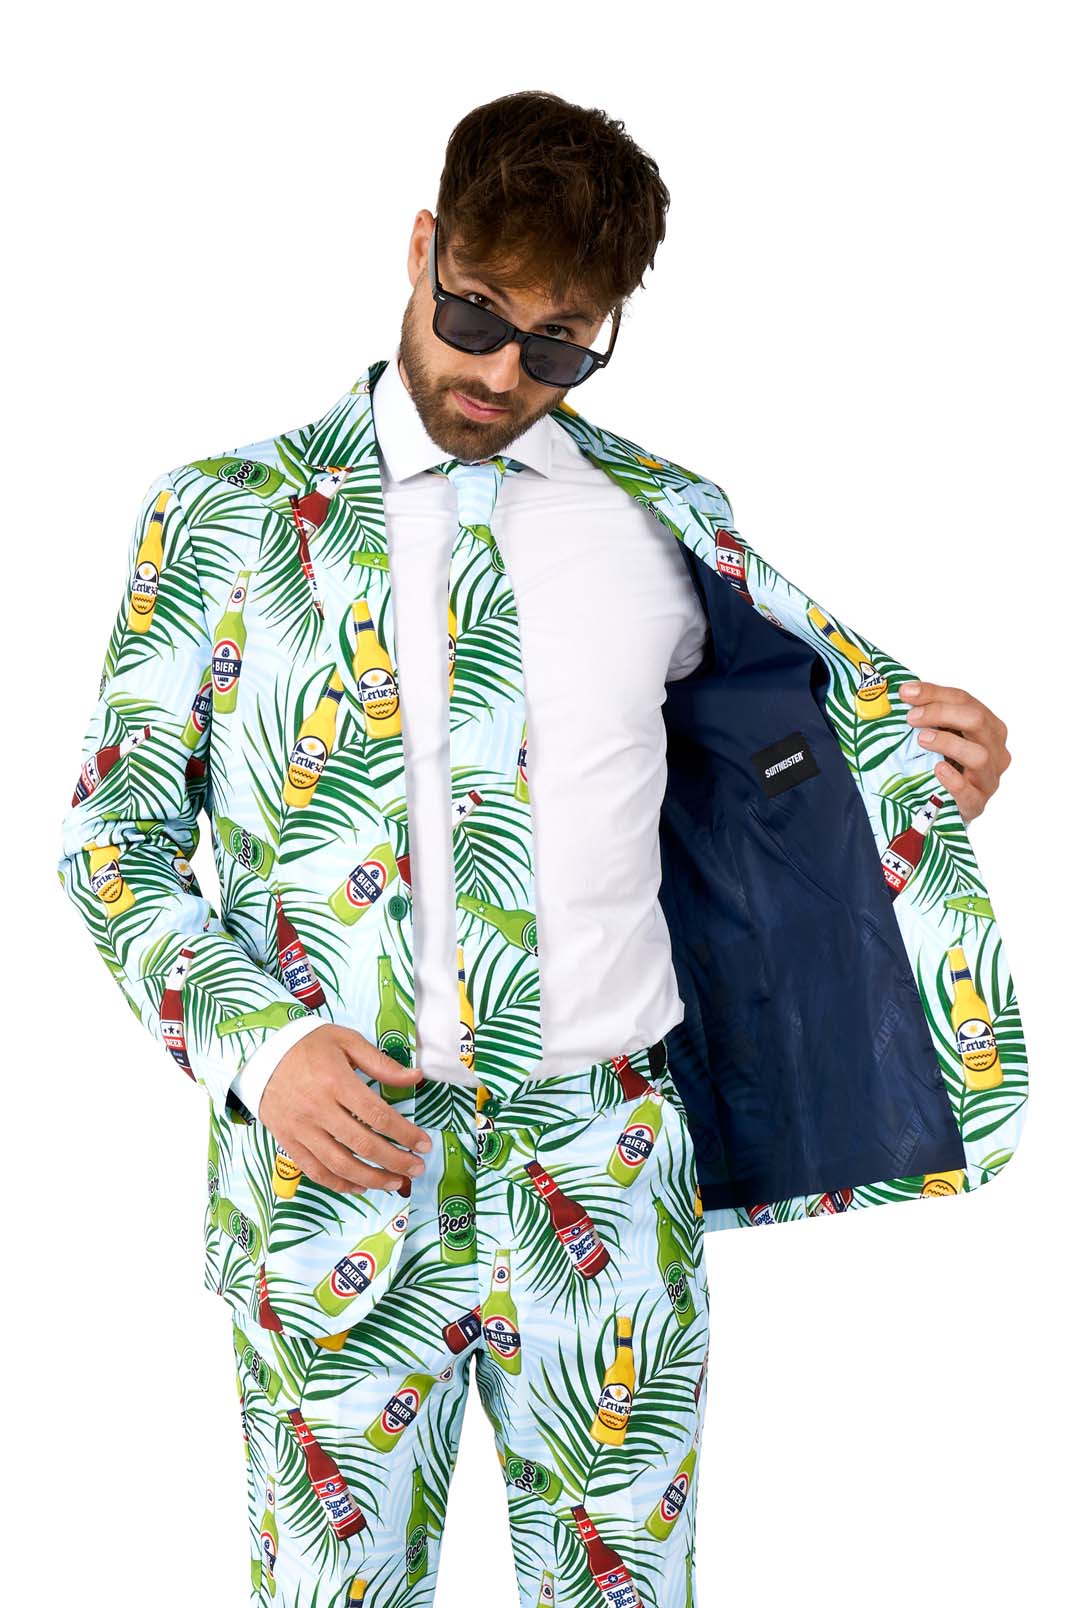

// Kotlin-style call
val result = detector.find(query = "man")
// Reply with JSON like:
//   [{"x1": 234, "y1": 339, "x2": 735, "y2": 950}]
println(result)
[{"x1": 57, "y1": 91, "x2": 1021, "y2": 1606}]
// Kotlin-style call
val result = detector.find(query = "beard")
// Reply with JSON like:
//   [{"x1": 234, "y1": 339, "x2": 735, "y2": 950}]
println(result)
[{"x1": 397, "y1": 289, "x2": 568, "y2": 461}]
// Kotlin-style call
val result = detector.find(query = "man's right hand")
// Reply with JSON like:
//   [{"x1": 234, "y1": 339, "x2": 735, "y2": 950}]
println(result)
[{"x1": 256, "y1": 1024, "x2": 432, "y2": 1195}]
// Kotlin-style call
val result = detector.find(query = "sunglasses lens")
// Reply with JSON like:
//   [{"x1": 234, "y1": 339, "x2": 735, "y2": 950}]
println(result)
[
  {"x1": 523, "y1": 340, "x2": 594, "y2": 387},
  {"x1": 435, "y1": 298, "x2": 506, "y2": 354}
]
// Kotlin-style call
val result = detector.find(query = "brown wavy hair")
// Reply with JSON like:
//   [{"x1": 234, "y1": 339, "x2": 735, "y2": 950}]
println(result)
[{"x1": 434, "y1": 90, "x2": 671, "y2": 321}]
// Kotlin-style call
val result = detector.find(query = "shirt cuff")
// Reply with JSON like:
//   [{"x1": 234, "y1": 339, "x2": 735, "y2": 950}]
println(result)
[{"x1": 229, "y1": 1014, "x2": 327, "y2": 1120}]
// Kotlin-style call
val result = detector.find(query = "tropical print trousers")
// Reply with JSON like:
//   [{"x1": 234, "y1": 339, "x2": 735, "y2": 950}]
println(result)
[{"x1": 229, "y1": 1037, "x2": 711, "y2": 1607}]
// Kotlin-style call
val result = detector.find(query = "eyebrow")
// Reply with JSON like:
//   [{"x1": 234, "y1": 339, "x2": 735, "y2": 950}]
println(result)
[{"x1": 466, "y1": 277, "x2": 593, "y2": 327}]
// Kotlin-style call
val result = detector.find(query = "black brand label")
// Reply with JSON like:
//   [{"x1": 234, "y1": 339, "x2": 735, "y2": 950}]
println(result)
[{"x1": 750, "y1": 731, "x2": 820, "y2": 797}]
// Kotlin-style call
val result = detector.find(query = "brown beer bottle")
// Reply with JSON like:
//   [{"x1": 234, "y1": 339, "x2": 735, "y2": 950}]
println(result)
[
  {"x1": 285, "y1": 1407, "x2": 366, "y2": 1538},
  {"x1": 523, "y1": 1162, "x2": 610, "y2": 1278}
]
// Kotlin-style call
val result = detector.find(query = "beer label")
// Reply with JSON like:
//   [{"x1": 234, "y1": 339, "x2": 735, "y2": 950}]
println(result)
[
  {"x1": 287, "y1": 735, "x2": 328, "y2": 790},
  {"x1": 227, "y1": 825, "x2": 268, "y2": 873},
  {"x1": 881, "y1": 847, "x2": 914, "y2": 893},
  {"x1": 358, "y1": 666, "x2": 400, "y2": 722},
  {"x1": 190, "y1": 684, "x2": 212, "y2": 733},
  {"x1": 258, "y1": 1528, "x2": 277, "y2": 1574},
  {"x1": 956, "y1": 1016, "x2": 998, "y2": 1071},
  {"x1": 89, "y1": 858, "x2": 123, "y2": 900},
  {"x1": 130, "y1": 562, "x2": 160, "y2": 613},
  {"x1": 216, "y1": 458, "x2": 272, "y2": 491},
  {"x1": 345, "y1": 858, "x2": 389, "y2": 911},
  {"x1": 505, "y1": 1455, "x2": 551, "y2": 1493},
  {"x1": 438, "y1": 1197, "x2": 476, "y2": 1253},
  {"x1": 750, "y1": 730, "x2": 820, "y2": 798},
  {"x1": 329, "y1": 1249, "x2": 377, "y2": 1299},
  {"x1": 597, "y1": 1382, "x2": 633, "y2": 1427},
  {"x1": 212, "y1": 640, "x2": 242, "y2": 692},
  {"x1": 483, "y1": 1314, "x2": 521, "y2": 1359},
  {"x1": 616, "y1": 1121, "x2": 656, "y2": 1170},
  {"x1": 596, "y1": 1565, "x2": 640, "y2": 1607},
  {"x1": 380, "y1": 1386, "x2": 421, "y2": 1436},
  {"x1": 748, "y1": 1203, "x2": 775, "y2": 1225},
  {"x1": 714, "y1": 535, "x2": 747, "y2": 584},
  {"x1": 560, "y1": 1218, "x2": 599, "y2": 1266},
  {"x1": 280, "y1": 944, "x2": 316, "y2": 994},
  {"x1": 406, "y1": 1522, "x2": 427, "y2": 1574},
  {"x1": 664, "y1": 1259, "x2": 690, "y2": 1313},
  {"x1": 657, "y1": 1470, "x2": 691, "y2": 1523}
]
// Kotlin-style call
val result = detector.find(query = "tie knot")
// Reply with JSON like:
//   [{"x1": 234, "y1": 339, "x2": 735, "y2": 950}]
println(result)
[{"x1": 428, "y1": 454, "x2": 527, "y2": 527}]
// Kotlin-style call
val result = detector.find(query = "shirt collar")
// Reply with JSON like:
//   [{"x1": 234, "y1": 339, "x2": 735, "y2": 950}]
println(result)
[{"x1": 372, "y1": 346, "x2": 554, "y2": 482}]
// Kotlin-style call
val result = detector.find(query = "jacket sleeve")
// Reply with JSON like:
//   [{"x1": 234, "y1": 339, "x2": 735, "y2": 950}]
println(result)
[{"x1": 55, "y1": 467, "x2": 314, "y2": 1121}]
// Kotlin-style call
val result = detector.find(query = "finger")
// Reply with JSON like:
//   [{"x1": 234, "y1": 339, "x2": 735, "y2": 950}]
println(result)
[
  {"x1": 278, "y1": 1132, "x2": 369, "y2": 1196},
  {"x1": 914, "y1": 725, "x2": 989, "y2": 777},
  {"x1": 333, "y1": 1069, "x2": 433, "y2": 1155},
  {"x1": 931, "y1": 758, "x2": 986, "y2": 823},
  {"x1": 302, "y1": 1125, "x2": 409, "y2": 1192},
  {"x1": 327, "y1": 1104, "x2": 427, "y2": 1180},
  {"x1": 904, "y1": 693, "x2": 989, "y2": 733},
  {"x1": 335, "y1": 1025, "x2": 426, "y2": 1089}
]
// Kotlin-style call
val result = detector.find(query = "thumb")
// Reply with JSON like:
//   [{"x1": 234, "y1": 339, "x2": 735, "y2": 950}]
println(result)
[{"x1": 334, "y1": 1024, "x2": 425, "y2": 1085}]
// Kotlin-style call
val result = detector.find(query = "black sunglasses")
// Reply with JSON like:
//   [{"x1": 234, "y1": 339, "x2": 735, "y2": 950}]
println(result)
[{"x1": 427, "y1": 214, "x2": 620, "y2": 388}]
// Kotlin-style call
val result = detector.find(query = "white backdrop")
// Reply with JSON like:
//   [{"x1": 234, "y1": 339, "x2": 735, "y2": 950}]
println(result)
[{"x1": 7, "y1": 3, "x2": 1075, "y2": 1603}]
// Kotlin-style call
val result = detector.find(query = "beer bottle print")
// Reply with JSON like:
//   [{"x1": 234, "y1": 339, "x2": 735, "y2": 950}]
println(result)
[
  {"x1": 806, "y1": 605, "x2": 890, "y2": 719},
  {"x1": 328, "y1": 842, "x2": 399, "y2": 925},
  {"x1": 498, "y1": 1448, "x2": 564, "y2": 1503},
  {"x1": 570, "y1": 1505, "x2": 642, "y2": 1608},
  {"x1": 180, "y1": 667, "x2": 212, "y2": 750},
  {"x1": 457, "y1": 892, "x2": 539, "y2": 954},
  {"x1": 190, "y1": 456, "x2": 286, "y2": 497},
  {"x1": 128, "y1": 489, "x2": 169, "y2": 632},
  {"x1": 523, "y1": 1161, "x2": 610, "y2": 1277},
  {"x1": 347, "y1": 1580, "x2": 368, "y2": 1603},
  {"x1": 645, "y1": 1425, "x2": 700, "y2": 1539},
  {"x1": 922, "y1": 1170, "x2": 967, "y2": 1196},
  {"x1": 210, "y1": 569, "x2": 250, "y2": 714},
  {"x1": 606, "y1": 1086, "x2": 664, "y2": 1185},
  {"x1": 217, "y1": 1001, "x2": 311, "y2": 1036},
  {"x1": 232, "y1": 1320, "x2": 282, "y2": 1400},
  {"x1": 286, "y1": 1407, "x2": 366, "y2": 1539},
  {"x1": 313, "y1": 1209, "x2": 410, "y2": 1316},
  {"x1": 482, "y1": 1249, "x2": 522, "y2": 1373},
  {"x1": 215, "y1": 815, "x2": 275, "y2": 878},
  {"x1": 275, "y1": 889, "x2": 326, "y2": 1006},
  {"x1": 443, "y1": 1302, "x2": 483, "y2": 1353},
  {"x1": 405, "y1": 1464, "x2": 429, "y2": 1586},
  {"x1": 159, "y1": 947, "x2": 195, "y2": 1078},
  {"x1": 256, "y1": 1264, "x2": 284, "y2": 1332},
  {"x1": 86, "y1": 841, "x2": 135, "y2": 918},
  {"x1": 536, "y1": 1569, "x2": 556, "y2": 1606},
  {"x1": 283, "y1": 669, "x2": 345, "y2": 807},
  {"x1": 458, "y1": 945, "x2": 475, "y2": 1071},
  {"x1": 271, "y1": 1141, "x2": 302, "y2": 1201},
  {"x1": 591, "y1": 1315, "x2": 635, "y2": 1444},
  {"x1": 376, "y1": 954, "x2": 413, "y2": 1099},
  {"x1": 880, "y1": 795, "x2": 944, "y2": 899},
  {"x1": 363, "y1": 1371, "x2": 439, "y2": 1453},
  {"x1": 72, "y1": 723, "x2": 152, "y2": 802},
  {"x1": 351, "y1": 599, "x2": 401, "y2": 740},
  {"x1": 947, "y1": 945, "x2": 1002, "y2": 1089},
  {"x1": 653, "y1": 1199, "x2": 695, "y2": 1327},
  {"x1": 215, "y1": 1196, "x2": 263, "y2": 1264},
  {"x1": 438, "y1": 1132, "x2": 476, "y2": 1263},
  {"x1": 258, "y1": 1475, "x2": 279, "y2": 1595}
]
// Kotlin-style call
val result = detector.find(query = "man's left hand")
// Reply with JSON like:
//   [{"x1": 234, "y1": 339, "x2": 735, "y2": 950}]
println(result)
[{"x1": 898, "y1": 680, "x2": 1011, "y2": 825}]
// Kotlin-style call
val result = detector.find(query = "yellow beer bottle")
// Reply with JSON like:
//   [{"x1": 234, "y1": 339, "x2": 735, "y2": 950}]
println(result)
[
  {"x1": 86, "y1": 842, "x2": 135, "y2": 918},
  {"x1": 447, "y1": 590, "x2": 458, "y2": 698},
  {"x1": 272, "y1": 1143, "x2": 302, "y2": 1200},
  {"x1": 128, "y1": 490, "x2": 170, "y2": 633},
  {"x1": 458, "y1": 945, "x2": 475, "y2": 1072},
  {"x1": 283, "y1": 668, "x2": 345, "y2": 808},
  {"x1": 807, "y1": 605, "x2": 891, "y2": 719},
  {"x1": 590, "y1": 1315, "x2": 635, "y2": 1445},
  {"x1": 351, "y1": 600, "x2": 401, "y2": 739},
  {"x1": 347, "y1": 1580, "x2": 368, "y2": 1603},
  {"x1": 947, "y1": 945, "x2": 1002, "y2": 1089}
]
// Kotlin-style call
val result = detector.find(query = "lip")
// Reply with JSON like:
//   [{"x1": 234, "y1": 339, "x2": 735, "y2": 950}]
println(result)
[{"x1": 452, "y1": 389, "x2": 508, "y2": 420}]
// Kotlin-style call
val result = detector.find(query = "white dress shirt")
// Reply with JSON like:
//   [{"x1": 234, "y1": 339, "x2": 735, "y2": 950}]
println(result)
[{"x1": 230, "y1": 348, "x2": 710, "y2": 1115}]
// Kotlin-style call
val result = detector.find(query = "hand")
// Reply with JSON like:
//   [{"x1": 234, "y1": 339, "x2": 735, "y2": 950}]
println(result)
[
  {"x1": 898, "y1": 679, "x2": 1012, "y2": 825},
  {"x1": 257, "y1": 1024, "x2": 431, "y2": 1195}
]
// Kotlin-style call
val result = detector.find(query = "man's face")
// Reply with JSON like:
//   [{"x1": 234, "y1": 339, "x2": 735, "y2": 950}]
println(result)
[{"x1": 397, "y1": 210, "x2": 612, "y2": 461}]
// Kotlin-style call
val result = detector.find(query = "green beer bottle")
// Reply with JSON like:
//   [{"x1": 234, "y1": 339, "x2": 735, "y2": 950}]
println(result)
[
  {"x1": 515, "y1": 719, "x2": 530, "y2": 803},
  {"x1": 406, "y1": 1464, "x2": 428, "y2": 1587},
  {"x1": 216, "y1": 815, "x2": 276, "y2": 880},
  {"x1": 232, "y1": 1320, "x2": 282, "y2": 1400},
  {"x1": 258, "y1": 1475, "x2": 279, "y2": 1594},
  {"x1": 477, "y1": 1126, "x2": 524, "y2": 1172},
  {"x1": 456, "y1": 893, "x2": 538, "y2": 954},
  {"x1": 500, "y1": 1449, "x2": 564, "y2": 1504},
  {"x1": 211, "y1": 570, "x2": 251, "y2": 714},
  {"x1": 328, "y1": 842, "x2": 399, "y2": 924},
  {"x1": 653, "y1": 1198, "x2": 695, "y2": 1327},
  {"x1": 606, "y1": 1085, "x2": 664, "y2": 1186},
  {"x1": 350, "y1": 549, "x2": 390, "y2": 572},
  {"x1": 644, "y1": 1425, "x2": 699, "y2": 1539},
  {"x1": 363, "y1": 1371, "x2": 438, "y2": 1452},
  {"x1": 482, "y1": 1249, "x2": 522, "y2": 1373},
  {"x1": 180, "y1": 664, "x2": 213, "y2": 751},
  {"x1": 536, "y1": 1569, "x2": 555, "y2": 1607},
  {"x1": 313, "y1": 1208, "x2": 410, "y2": 1316},
  {"x1": 438, "y1": 1132, "x2": 476, "y2": 1264},
  {"x1": 376, "y1": 954, "x2": 412, "y2": 1101},
  {"x1": 191, "y1": 456, "x2": 286, "y2": 497},
  {"x1": 207, "y1": 1121, "x2": 221, "y2": 1216},
  {"x1": 216, "y1": 1196, "x2": 263, "y2": 1265},
  {"x1": 217, "y1": 1001, "x2": 311, "y2": 1038}
]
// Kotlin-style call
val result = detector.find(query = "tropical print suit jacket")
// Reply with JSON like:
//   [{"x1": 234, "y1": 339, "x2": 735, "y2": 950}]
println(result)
[{"x1": 57, "y1": 358, "x2": 1029, "y2": 1340}]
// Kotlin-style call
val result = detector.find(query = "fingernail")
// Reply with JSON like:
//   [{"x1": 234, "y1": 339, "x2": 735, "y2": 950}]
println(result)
[
  {"x1": 416, "y1": 1132, "x2": 433, "y2": 1152},
  {"x1": 899, "y1": 681, "x2": 920, "y2": 696}
]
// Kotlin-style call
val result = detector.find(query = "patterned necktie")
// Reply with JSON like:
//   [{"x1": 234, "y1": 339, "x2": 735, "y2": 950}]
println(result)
[{"x1": 426, "y1": 453, "x2": 538, "y2": 1096}]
